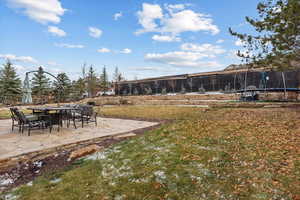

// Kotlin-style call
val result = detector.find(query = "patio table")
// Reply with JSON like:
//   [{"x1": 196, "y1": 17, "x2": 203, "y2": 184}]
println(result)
[
  {"x1": 27, "y1": 106, "x2": 77, "y2": 113},
  {"x1": 27, "y1": 107, "x2": 79, "y2": 131}
]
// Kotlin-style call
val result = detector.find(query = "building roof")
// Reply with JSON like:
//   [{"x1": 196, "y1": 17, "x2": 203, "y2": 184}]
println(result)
[{"x1": 117, "y1": 68, "x2": 264, "y2": 85}]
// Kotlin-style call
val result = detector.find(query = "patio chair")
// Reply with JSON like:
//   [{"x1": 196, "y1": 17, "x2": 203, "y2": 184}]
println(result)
[
  {"x1": 15, "y1": 110, "x2": 47, "y2": 136},
  {"x1": 72, "y1": 105, "x2": 97, "y2": 128},
  {"x1": 61, "y1": 105, "x2": 76, "y2": 128},
  {"x1": 10, "y1": 108, "x2": 22, "y2": 132},
  {"x1": 10, "y1": 108, "x2": 39, "y2": 132},
  {"x1": 48, "y1": 112, "x2": 61, "y2": 132}
]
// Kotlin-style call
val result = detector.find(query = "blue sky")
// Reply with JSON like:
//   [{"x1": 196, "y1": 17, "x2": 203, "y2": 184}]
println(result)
[{"x1": 0, "y1": 0, "x2": 261, "y2": 80}]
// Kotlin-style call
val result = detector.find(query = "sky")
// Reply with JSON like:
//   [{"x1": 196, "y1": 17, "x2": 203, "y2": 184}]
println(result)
[{"x1": 0, "y1": 0, "x2": 262, "y2": 81}]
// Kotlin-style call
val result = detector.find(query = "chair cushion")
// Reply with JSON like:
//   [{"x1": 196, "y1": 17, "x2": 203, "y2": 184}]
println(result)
[
  {"x1": 26, "y1": 115, "x2": 39, "y2": 121},
  {"x1": 73, "y1": 112, "x2": 82, "y2": 117}
]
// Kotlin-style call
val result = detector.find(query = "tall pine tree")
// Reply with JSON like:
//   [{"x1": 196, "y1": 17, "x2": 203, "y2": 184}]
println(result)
[
  {"x1": 53, "y1": 72, "x2": 71, "y2": 102},
  {"x1": 229, "y1": 0, "x2": 300, "y2": 70},
  {"x1": 100, "y1": 66, "x2": 109, "y2": 95},
  {"x1": 0, "y1": 60, "x2": 21, "y2": 104},
  {"x1": 70, "y1": 78, "x2": 86, "y2": 100},
  {"x1": 87, "y1": 65, "x2": 98, "y2": 97},
  {"x1": 31, "y1": 66, "x2": 50, "y2": 103}
]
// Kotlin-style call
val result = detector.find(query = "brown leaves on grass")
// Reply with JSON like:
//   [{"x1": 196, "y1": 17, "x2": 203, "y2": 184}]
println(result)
[{"x1": 172, "y1": 107, "x2": 300, "y2": 197}]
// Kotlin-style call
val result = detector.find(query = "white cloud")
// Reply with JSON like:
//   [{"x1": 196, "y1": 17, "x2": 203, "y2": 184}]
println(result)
[
  {"x1": 120, "y1": 48, "x2": 132, "y2": 54},
  {"x1": 145, "y1": 42, "x2": 225, "y2": 68},
  {"x1": 145, "y1": 51, "x2": 222, "y2": 68},
  {"x1": 161, "y1": 10, "x2": 219, "y2": 35},
  {"x1": 47, "y1": 67, "x2": 63, "y2": 73},
  {"x1": 136, "y1": 3, "x2": 219, "y2": 37},
  {"x1": 180, "y1": 43, "x2": 226, "y2": 55},
  {"x1": 235, "y1": 39, "x2": 246, "y2": 46},
  {"x1": 55, "y1": 43, "x2": 84, "y2": 48},
  {"x1": 114, "y1": 12, "x2": 122, "y2": 20},
  {"x1": 48, "y1": 26, "x2": 66, "y2": 37},
  {"x1": 7, "y1": 0, "x2": 66, "y2": 24},
  {"x1": 47, "y1": 61, "x2": 61, "y2": 66},
  {"x1": 97, "y1": 48, "x2": 111, "y2": 53},
  {"x1": 164, "y1": 4, "x2": 187, "y2": 13},
  {"x1": 227, "y1": 50, "x2": 239, "y2": 59},
  {"x1": 14, "y1": 64, "x2": 26, "y2": 71},
  {"x1": 0, "y1": 54, "x2": 38, "y2": 63},
  {"x1": 216, "y1": 39, "x2": 224, "y2": 44},
  {"x1": 145, "y1": 51, "x2": 207, "y2": 64},
  {"x1": 136, "y1": 3, "x2": 163, "y2": 34},
  {"x1": 152, "y1": 34, "x2": 181, "y2": 42},
  {"x1": 130, "y1": 66, "x2": 166, "y2": 72},
  {"x1": 89, "y1": 27, "x2": 102, "y2": 38}
]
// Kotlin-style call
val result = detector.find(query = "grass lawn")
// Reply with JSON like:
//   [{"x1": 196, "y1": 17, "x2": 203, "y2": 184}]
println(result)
[{"x1": 1, "y1": 106, "x2": 299, "y2": 200}]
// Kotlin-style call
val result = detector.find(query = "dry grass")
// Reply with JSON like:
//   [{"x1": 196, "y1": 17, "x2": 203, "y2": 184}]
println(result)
[
  {"x1": 0, "y1": 109, "x2": 31, "y2": 119},
  {"x1": 100, "y1": 105, "x2": 204, "y2": 120}
]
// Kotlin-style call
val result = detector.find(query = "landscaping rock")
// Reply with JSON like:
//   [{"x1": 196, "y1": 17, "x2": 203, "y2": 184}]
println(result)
[{"x1": 69, "y1": 145, "x2": 102, "y2": 161}]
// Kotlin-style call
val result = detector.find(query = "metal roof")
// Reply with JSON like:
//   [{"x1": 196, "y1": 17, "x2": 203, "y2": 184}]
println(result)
[{"x1": 117, "y1": 68, "x2": 264, "y2": 84}]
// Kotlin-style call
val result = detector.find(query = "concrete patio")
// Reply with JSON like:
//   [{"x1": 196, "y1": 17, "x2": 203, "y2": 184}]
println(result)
[{"x1": 0, "y1": 118, "x2": 158, "y2": 160}]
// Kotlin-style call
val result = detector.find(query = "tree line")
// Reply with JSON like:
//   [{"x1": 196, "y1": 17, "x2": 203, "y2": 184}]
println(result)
[{"x1": 0, "y1": 60, "x2": 124, "y2": 105}]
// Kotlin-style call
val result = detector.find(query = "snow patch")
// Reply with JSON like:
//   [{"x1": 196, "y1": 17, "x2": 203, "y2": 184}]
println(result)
[
  {"x1": 26, "y1": 181, "x2": 33, "y2": 186},
  {"x1": 0, "y1": 174, "x2": 14, "y2": 186},
  {"x1": 154, "y1": 170, "x2": 166, "y2": 180},
  {"x1": 3, "y1": 193, "x2": 19, "y2": 200},
  {"x1": 50, "y1": 178, "x2": 62, "y2": 184},
  {"x1": 33, "y1": 161, "x2": 43, "y2": 168}
]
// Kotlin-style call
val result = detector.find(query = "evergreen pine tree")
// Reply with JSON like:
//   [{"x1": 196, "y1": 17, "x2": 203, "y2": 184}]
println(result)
[
  {"x1": 87, "y1": 65, "x2": 98, "y2": 97},
  {"x1": 0, "y1": 60, "x2": 21, "y2": 104},
  {"x1": 53, "y1": 72, "x2": 71, "y2": 102},
  {"x1": 229, "y1": 0, "x2": 300, "y2": 70},
  {"x1": 31, "y1": 66, "x2": 50, "y2": 103},
  {"x1": 71, "y1": 78, "x2": 86, "y2": 100},
  {"x1": 100, "y1": 66, "x2": 109, "y2": 95}
]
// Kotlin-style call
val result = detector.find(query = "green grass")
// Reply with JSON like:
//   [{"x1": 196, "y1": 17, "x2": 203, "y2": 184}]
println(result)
[{"x1": 2, "y1": 106, "x2": 299, "y2": 200}]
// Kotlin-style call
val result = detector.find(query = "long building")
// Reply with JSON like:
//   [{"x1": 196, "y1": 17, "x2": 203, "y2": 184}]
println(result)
[{"x1": 115, "y1": 68, "x2": 300, "y2": 95}]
